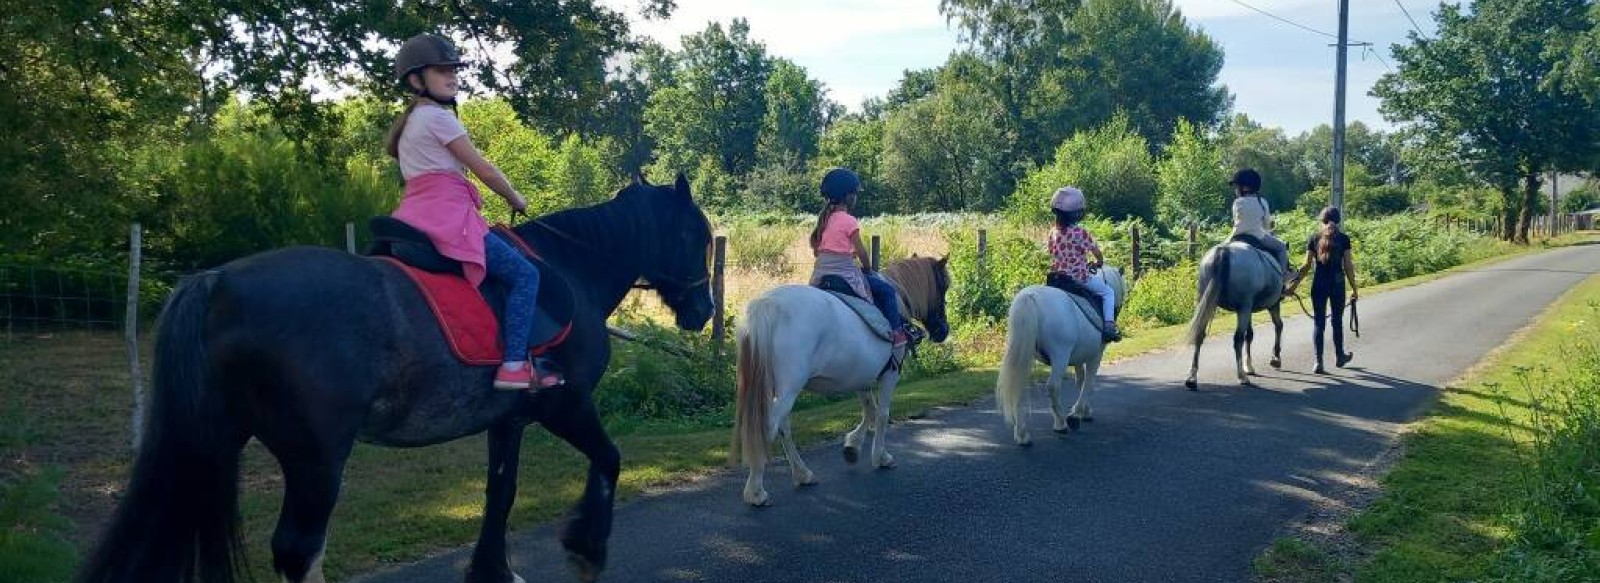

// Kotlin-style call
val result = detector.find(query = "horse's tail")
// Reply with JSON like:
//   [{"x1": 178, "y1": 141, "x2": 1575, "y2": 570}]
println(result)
[
  {"x1": 78, "y1": 271, "x2": 245, "y2": 583},
  {"x1": 1187, "y1": 248, "x2": 1228, "y2": 347},
  {"x1": 996, "y1": 291, "x2": 1043, "y2": 429},
  {"x1": 731, "y1": 302, "x2": 775, "y2": 471}
]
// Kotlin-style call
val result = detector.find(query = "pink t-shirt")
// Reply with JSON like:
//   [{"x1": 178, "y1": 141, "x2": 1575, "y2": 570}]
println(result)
[
  {"x1": 398, "y1": 103, "x2": 469, "y2": 180},
  {"x1": 816, "y1": 211, "x2": 860, "y2": 256}
]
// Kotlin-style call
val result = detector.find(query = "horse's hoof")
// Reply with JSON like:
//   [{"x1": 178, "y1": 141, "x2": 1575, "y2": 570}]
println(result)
[
  {"x1": 794, "y1": 470, "x2": 818, "y2": 487},
  {"x1": 1184, "y1": 379, "x2": 1198, "y2": 390},
  {"x1": 875, "y1": 454, "x2": 896, "y2": 469},
  {"x1": 1270, "y1": 357, "x2": 1282, "y2": 369},
  {"x1": 1240, "y1": 378, "x2": 1254, "y2": 387},
  {"x1": 744, "y1": 490, "x2": 771, "y2": 507},
  {"x1": 1067, "y1": 416, "x2": 1082, "y2": 431},
  {"x1": 841, "y1": 446, "x2": 859, "y2": 465},
  {"x1": 565, "y1": 552, "x2": 603, "y2": 583}
]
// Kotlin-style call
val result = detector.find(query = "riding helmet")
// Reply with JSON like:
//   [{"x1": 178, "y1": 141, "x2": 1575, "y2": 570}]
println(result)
[
  {"x1": 820, "y1": 167, "x2": 862, "y2": 203},
  {"x1": 1229, "y1": 168, "x2": 1262, "y2": 193},
  {"x1": 1050, "y1": 186, "x2": 1086, "y2": 212},
  {"x1": 394, "y1": 34, "x2": 467, "y2": 91}
]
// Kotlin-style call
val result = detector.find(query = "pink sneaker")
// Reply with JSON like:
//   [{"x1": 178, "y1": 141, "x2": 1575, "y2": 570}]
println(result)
[{"x1": 494, "y1": 364, "x2": 533, "y2": 391}]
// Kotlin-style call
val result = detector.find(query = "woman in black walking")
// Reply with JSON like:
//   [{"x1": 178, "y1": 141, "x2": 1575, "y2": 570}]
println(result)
[{"x1": 1286, "y1": 207, "x2": 1360, "y2": 374}]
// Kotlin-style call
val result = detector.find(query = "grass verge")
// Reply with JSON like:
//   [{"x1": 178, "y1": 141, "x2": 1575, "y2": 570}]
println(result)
[{"x1": 1255, "y1": 268, "x2": 1600, "y2": 582}]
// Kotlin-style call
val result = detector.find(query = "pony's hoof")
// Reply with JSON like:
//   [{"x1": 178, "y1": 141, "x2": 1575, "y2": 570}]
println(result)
[
  {"x1": 744, "y1": 490, "x2": 771, "y2": 507},
  {"x1": 794, "y1": 470, "x2": 818, "y2": 487},
  {"x1": 841, "y1": 446, "x2": 859, "y2": 465},
  {"x1": 1240, "y1": 377, "x2": 1254, "y2": 387},
  {"x1": 1067, "y1": 416, "x2": 1082, "y2": 431},
  {"x1": 1270, "y1": 357, "x2": 1282, "y2": 369},
  {"x1": 875, "y1": 453, "x2": 896, "y2": 469},
  {"x1": 1184, "y1": 379, "x2": 1198, "y2": 390},
  {"x1": 565, "y1": 552, "x2": 602, "y2": 583}
]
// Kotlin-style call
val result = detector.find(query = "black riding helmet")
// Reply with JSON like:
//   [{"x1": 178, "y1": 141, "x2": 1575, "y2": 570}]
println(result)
[
  {"x1": 1229, "y1": 168, "x2": 1262, "y2": 193},
  {"x1": 394, "y1": 34, "x2": 467, "y2": 102},
  {"x1": 820, "y1": 167, "x2": 861, "y2": 203}
]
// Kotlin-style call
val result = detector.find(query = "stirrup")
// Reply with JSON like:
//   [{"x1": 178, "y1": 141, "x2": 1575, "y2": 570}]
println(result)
[{"x1": 531, "y1": 356, "x2": 566, "y2": 389}]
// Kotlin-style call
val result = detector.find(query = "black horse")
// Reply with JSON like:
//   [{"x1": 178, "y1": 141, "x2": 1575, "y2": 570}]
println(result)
[{"x1": 78, "y1": 175, "x2": 715, "y2": 583}]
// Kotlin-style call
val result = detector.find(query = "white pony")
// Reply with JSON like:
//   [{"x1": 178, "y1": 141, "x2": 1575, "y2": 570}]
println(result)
[
  {"x1": 994, "y1": 266, "x2": 1127, "y2": 446},
  {"x1": 732, "y1": 257, "x2": 951, "y2": 506}
]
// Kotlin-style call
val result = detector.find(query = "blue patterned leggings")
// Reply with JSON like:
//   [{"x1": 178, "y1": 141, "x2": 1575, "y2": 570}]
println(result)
[{"x1": 483, "y1": 234, "x2": 539, "y2": 363}]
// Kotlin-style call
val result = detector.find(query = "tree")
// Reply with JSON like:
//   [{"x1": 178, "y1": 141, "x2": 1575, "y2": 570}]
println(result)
[
  {"x1": 816, "y1": 118, "x2": 892, "y2": 212},
  {"x1": 1011, "y1": 114, "x2": 1158, "y2": 223},
  {"x1": 940, "y1": 0, "x2": 1229, "y2": 161},
  {"x1": 1156, "y1": 119, "x2": 1228, "y2": 227},
  {"x1": 881, "y1": 59, "x2": 1015, "y2": 213},
  {"x1": 644, "y1": 19, "x2": 774, "y2": 179},
  {"x1": 1373, "y1": 0, "x2": 1600, "y2": 242},
  {"x1": 758, "y1": 59, "x2": 830, "y2": 169},
  {"x1": 592, "y1": 41, "x2": 677, "y2": 174}
]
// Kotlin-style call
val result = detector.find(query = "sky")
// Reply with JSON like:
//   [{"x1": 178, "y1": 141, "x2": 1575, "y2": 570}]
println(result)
[{"x1": 600, "y1": 0, "x2": 1442, "y2": 135}]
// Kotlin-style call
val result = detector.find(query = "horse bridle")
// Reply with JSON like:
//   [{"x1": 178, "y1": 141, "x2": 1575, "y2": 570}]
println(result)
[{"x1": 515, "y1": 212, "x2": 712, "y2": 304}]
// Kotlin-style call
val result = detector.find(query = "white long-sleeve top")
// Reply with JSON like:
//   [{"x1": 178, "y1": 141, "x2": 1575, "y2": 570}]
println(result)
[{"x1": 1231, "y1": 195, "x2": 1274, "y2": 237}]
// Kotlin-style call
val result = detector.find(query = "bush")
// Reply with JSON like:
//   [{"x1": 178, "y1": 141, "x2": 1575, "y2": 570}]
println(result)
[
  {"x1": 594, "y1": 314, "x2": 734, "y2": 428},
  {"x1": 1123, "y1": 261, "x2": 1199, "y2": 328}
]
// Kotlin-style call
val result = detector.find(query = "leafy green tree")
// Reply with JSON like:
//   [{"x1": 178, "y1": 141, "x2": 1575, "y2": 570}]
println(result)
[
  {"x1": 1373, "y1": 0, "x2": 1600, "y2": 242},
  {"x1": 881, "y1": 61, "x2": 1015, "y2": 213},
  {"x1": 1011, "y1": 114, "x2": 1157, "y2": 223},
  {"x1": 1156, "y1": 119, "x2": 1229, "y2": 227},
  {"x1": 758, "y1": 59, "x2": 830, "y2": 169},
  {"x1": 816, "y1": 118, "x2": 893, "y2": 212},
  {"x1": 644, "y1": 19, "x2": 775, "y2": 179},
  {"x1": 1219, "y1": 114, "x2": 1309, "y2": 211}
]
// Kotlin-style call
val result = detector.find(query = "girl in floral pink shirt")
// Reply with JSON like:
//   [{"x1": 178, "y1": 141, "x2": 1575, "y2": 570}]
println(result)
[{"x1": 1045, "y1": 186, "x2": 1120, "y2": 341}]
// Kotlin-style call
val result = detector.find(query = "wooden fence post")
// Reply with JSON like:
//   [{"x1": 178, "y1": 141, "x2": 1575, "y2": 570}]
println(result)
[
  {"x1": 870, "y1": 235, "x2": 881, "y2": 272},
  {"x1": 977, "y1": 228, "x2": 988, "y2": 269},
  {"x1": 126, "y1": 223, "x2": 145, "y2": 453},
  {"x1": 1187, "y1": 223, "x2": 1199, "y2": 262},
  {"x1": 1130, "y1": 223, "x2": 1142, "y2": 279},
  {"x1": 711, "y1": 235, "x2": 727, "y2": 352},
  {"x1": 346, "y1": 222, "x2": 357, "y2": 253}
]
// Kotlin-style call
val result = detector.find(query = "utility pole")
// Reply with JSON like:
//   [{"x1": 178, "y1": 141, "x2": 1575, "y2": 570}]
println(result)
[{"x1": 1331, "y1": 0, "x2": 1350, "y2": 211}]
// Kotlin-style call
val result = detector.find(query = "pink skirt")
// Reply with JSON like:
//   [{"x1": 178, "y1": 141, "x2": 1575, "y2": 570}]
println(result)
[{"x1": 392, "y1": 172, "x2": 489, "y2": 287}]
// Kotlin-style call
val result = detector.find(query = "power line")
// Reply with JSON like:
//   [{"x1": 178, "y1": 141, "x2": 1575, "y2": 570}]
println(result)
[
  {"x1": 1393, "y1": 0, "x2": 1431, "y2": 40},
  {"x1": 1225, "y1": 0, "x2": 1338, "y2": 39},
  {"x1": 1363, "y1": 45, "x2": 1395, "y2": 72}
]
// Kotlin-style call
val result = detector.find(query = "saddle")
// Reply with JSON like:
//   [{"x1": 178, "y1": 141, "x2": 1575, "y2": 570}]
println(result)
[
  {"x1": 1229, "y1": 233, "x2": 1288, "y2": 275},
  {"x1": 813, "y1": 276, "x2": 893, "y2": 343},
  {"x1": 367, "y1": 217, "x2": 575, "y2": 362},
  {"x1": 1045, "y1": 273, "x2": 1109, "y2": 335}
]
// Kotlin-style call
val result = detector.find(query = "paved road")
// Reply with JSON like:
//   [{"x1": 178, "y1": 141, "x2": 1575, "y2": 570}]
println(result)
[{"x1": 356, "y1": 244, "x2": 1599, "y2": 583}]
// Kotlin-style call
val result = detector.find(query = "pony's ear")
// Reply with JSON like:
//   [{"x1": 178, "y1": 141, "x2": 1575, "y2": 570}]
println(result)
[
  {"x1": 674, "y1": 172, "x2": 691, "y2": 200},
  {"x1": 937, "y1": 255, "x2": 949, "y2": 268},
  {"x1": 911, "y1": 252, "x2": 920, "y2": 258}
]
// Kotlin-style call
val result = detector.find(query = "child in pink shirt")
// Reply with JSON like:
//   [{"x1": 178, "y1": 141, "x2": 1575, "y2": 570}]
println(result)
[
  {"x1": 387, "y1": 33, "x2": 561, "y2": 391},
  {"x1": 808, "y1": 168, "x2": 910, "y2": 347}
]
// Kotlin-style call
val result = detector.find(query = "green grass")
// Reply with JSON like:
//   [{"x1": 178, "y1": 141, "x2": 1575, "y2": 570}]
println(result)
[
  {"x1": 6, "y1": 232, "x2": 1594, "y2": 582},
  {"x1": 1255, "y1": 265, "x2": 1600, "y2": 582}
]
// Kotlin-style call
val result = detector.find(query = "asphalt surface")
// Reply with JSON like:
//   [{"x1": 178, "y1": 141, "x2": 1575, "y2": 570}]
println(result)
[{"x1": 355, "y1": 244, "x2": 1599, "y2": 583}]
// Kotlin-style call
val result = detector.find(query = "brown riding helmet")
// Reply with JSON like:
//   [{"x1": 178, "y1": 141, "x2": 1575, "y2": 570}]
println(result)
[{"x1": 394, "y1": 34, "x2": 467, "y2": 91}]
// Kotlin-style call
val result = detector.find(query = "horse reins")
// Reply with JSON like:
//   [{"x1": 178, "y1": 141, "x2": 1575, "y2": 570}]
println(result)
[{"x1": 509, "y1": 210, "x2": 711, "y2": 304}]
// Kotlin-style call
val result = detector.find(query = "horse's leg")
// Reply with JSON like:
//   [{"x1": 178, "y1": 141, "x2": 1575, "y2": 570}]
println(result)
[
  {"x1": 464, "y1": 421, "x2": 530, "y2": 583},
  {"x1": 1069, "y1": 360, "x2": 1100, "y2": 428},
  {"x1": 745, "y1": 378, "x2": 804, "y2": 507},
  {"x1": 540, "y1": 398, "x2": 620, "y2": 582},
  {"x1": 843, "y1": 391, "x2": 874, "y2": 464},
  {"x1": 1269, "y1": 303, "x2": 1285, "y2": 369},
  {"x1": 1186, "y1": 339, "x2": 1203, "y2": 390},
  {"x1": 870, "y1": 368, "x2": 901, "y2": 468},
  {"x1": 267, "y1": 439, "x2": 355, "y2": 583},
  {"x1": 778, "y1": 417, "x2": 818, "y2": 487},
  {"x1": 1047, "y1": 359, "x2": 1072, "y2": 435},
  {"x1": 1235, "y1": 308, "x2": 1255, "y2": 385}
]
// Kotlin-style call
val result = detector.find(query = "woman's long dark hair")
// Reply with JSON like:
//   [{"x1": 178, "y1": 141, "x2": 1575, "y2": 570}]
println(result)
[{"x1": 1317, "y1": 206, "x2": 1343, "y2": 264}]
